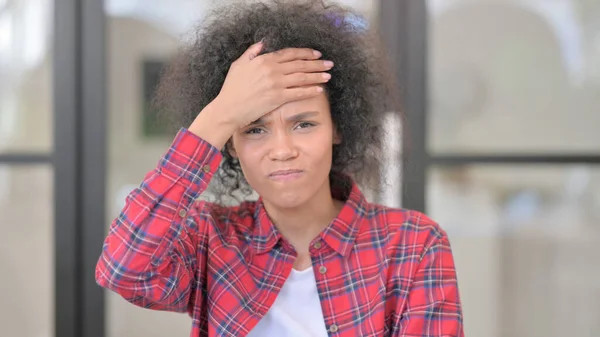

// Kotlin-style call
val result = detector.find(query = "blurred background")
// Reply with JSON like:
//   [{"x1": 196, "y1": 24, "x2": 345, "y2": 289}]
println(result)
[{"x1": 1, "y1": 0, "x2": 599, "y2": 336}]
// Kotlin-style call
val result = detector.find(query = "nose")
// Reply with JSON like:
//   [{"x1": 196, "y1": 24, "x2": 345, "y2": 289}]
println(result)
[{"x1": 267, "y1": 129, "x2": 298, "y2": 161}]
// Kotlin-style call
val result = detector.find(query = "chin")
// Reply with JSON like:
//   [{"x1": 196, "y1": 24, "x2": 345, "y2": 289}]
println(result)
[
  {"x1": 250, "y1": 173, "x2": 328, "y2": 210},
  {"x1": 261, "y1": 185, "x2": 311, "y2": 210}
]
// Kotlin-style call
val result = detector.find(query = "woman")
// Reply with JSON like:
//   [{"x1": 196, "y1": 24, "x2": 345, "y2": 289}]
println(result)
[{"x1": 95, "y1": 1, "x2": 464, "y2": 336}]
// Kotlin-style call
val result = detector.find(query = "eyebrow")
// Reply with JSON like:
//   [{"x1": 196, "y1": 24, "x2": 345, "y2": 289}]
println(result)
[{"x1": 249, "y1": 111, "x2": 319, "y2": 125}]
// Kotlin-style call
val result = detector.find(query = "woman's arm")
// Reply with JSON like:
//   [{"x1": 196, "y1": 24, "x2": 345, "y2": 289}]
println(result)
[
  {"x1": 396, "y1": 233, "x2": 464, "y2": 336},
  {"x1": 95, "y1": 127, "x2": 222, "y2": 312},
  {"x1": 388, "y1": 214, "x2": 464, "y2": 337}
]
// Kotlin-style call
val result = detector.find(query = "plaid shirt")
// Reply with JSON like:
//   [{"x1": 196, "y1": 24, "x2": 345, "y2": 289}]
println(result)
[{"x1": 95, "y1": 128, "x2": 464, "y2": 337}]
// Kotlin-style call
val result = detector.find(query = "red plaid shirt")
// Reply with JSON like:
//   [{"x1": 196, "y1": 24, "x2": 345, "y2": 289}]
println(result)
[{"x1": 95, "y1": 128, "x2": 464, "y2": 337}]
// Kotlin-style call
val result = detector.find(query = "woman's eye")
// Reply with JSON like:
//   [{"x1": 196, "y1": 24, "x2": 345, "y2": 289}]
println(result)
[
  {"x1": 296, "y1": 122, "x2": 315, "y2": 129},
  {"x1": 244, "y1": 127, "x2": 265, "y2": 135}
]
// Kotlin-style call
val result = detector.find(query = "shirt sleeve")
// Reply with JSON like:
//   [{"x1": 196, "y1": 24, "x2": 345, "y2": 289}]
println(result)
[
  {"x1": 395, "y1": 231, "x2": 464, "y2": 336},
  {"x1": 95, "y1": 127, "x2": 222, "y2": 313}
]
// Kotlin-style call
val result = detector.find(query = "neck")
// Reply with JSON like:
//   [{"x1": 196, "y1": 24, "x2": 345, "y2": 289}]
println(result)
[{"x1": 262, "y1": 180, "x2": 344, "y2": 254}]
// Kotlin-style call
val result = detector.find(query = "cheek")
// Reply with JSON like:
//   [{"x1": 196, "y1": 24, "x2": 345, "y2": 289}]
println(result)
[
  {"x1": 236, "y1": 152, "x2": 260, "y2": 187},
  {"x1": 306, "y1": 143, "x2": 332, "y2": 161},
  {"x1": 231, "y1": 138, "x2": 264, "y2": 175},
  {"x1": 301, "y1": 131, "x2": 333, "y2": 156}
]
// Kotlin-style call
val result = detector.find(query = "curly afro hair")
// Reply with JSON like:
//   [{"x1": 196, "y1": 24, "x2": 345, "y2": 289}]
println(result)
[{"x1": 154, "y1": 0, "x2": 399, "y2": 203}]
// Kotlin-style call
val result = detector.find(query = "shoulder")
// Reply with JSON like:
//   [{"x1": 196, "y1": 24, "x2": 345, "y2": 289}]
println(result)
[{"x1": 363, "y1": 202, "x2": 450, "y2": 256}]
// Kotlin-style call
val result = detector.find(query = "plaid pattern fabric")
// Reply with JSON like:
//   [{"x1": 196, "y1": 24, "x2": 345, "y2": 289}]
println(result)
[{"x1": 95, "y1": 128, "x2": 464, "y2": 337}]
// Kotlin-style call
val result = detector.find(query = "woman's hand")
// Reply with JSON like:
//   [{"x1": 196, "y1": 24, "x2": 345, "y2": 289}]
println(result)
[
  {"x1": 216, "y1": 41, "x2": 333, "y2": 126},
  {"x1": 190, "y1": 41, "x2": 334, "y2": 149}
]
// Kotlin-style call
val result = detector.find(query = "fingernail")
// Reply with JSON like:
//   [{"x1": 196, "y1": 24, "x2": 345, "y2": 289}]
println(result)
[
  {"x1": 324, "y1": 60, "x2": 334, "y2": 67},
  {"x1": 313, "y1": 50, "x2": 322, "y2": 57},
  {"x1": 316, "y1": 86, "x2": 324, "y2": 92},
  {"x1": 322, "y1": 73, "x2": 331, "y2": 80}
]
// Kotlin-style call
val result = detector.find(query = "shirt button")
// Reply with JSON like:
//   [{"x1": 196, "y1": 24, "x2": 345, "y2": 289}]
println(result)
[
  {"x1": 329, "y1": 324, "x2": 338, "y2": 333},
  {"x1": 313, "y1": 241, "x2": 322, "y2": 249},
  {"x1": 202, "y1": 165, "x2": 211, "y2": 173},
  {"x1": 178, "y1": 209, "x2": 187, "y2": 217},
  {"x1": 319, "y1": 266, "x2": 327, "y2": 274}
]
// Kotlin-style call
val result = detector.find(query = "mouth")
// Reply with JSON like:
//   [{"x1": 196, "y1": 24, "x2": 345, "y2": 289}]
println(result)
[{"x1": 268, "y1": 169, "x2": 304, "y2": 182}]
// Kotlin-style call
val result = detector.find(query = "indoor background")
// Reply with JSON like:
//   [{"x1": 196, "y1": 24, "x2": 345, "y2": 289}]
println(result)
[{"x1": 1, "y1": 0, "x2": 599, "y2": 336}]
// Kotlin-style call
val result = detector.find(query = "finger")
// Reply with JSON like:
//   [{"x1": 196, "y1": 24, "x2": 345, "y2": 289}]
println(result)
[
  {"x1": 281, "y1": 72, "x2": 331, "y2": 88},
  {"x1": 268, "y1": 48, "x2": 322, "y2": 63},
  {"x1": 282, "y1": 86, "x2": 325, "y2": 102},
  {"x1": 241, "y1": 40, "x2": 264, "y2": 61},
  {"x1": 278, "y1": 59, "x2": 334, "y2": 75}
]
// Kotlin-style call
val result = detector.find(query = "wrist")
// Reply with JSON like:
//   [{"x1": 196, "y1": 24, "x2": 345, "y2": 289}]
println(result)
[
  {"x1": 208, "y1": 97, "x2": 238, "y2": 128},
  {"x1": 188, "y1": 99, "x2": 237, "y2": 150}
]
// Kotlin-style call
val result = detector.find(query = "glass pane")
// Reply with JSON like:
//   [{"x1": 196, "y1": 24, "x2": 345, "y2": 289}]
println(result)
[
  {"x1": 0, "y1": 0, "x2": 53, "y2": 154},
  {"x1": 0, "y1": 165, "x2": 54, "y2": 336},
  {"x1": 428, "y1": 165, "x2": 600, "y2": 337},
  {"x1": 103, "y1": 1, "x2": 378, "y2": 335},
  {"x1": 427, "y1": 0, "x2": 600, "y2": 154}
]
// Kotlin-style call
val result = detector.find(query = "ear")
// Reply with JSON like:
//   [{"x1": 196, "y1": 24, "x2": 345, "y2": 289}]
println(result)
[
  {"x1": 332, "y1": 126, "x2": 342, "y2": 145},
  {"x1": 226, "y1": 140, "x2": 238, "y2": 158}
]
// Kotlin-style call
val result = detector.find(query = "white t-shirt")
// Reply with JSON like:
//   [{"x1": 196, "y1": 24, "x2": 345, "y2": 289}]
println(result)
[{"x1": 247, "y1": 267, "x2": 329, "y2": 337}]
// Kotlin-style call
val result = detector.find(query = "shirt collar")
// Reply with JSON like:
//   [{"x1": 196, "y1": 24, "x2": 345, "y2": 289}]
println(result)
[{"x1": 250, "y1": 173, "x2": 367, "y2": 257}]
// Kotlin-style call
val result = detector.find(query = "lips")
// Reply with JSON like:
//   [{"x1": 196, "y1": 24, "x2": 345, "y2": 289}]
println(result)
[{"x1": 268, "y1": 169, "x2": 304, "y2": 182}]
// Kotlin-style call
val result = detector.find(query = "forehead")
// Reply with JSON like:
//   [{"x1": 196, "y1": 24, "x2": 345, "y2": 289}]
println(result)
[{"x1": 266, "y1": 92, "x2": 330, "y2": 119}]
